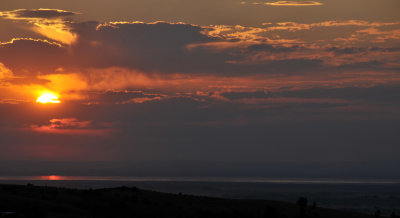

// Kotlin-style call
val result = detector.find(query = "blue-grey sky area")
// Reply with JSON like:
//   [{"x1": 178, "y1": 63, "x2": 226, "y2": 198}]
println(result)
[{"x1": 0, "y1": 0, "x2": 399, "y2": 179}]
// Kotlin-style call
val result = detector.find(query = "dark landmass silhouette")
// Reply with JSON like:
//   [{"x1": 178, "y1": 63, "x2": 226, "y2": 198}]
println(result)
[{"x1": 0, "y1": 183, "x2": 380, "y2": 218}]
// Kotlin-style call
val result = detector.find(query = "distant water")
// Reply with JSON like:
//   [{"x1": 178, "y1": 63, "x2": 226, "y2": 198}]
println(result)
[
  {"x1": 1, "y1": 175, "x2": 400, "y2": 184},
  {"x1": 1, "y1": 176, "x2": 400, "y2": 216}
]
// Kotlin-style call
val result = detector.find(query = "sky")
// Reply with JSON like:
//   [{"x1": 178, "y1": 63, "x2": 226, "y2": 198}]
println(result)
[{"x1": 0, "y1": 0, "x2": 400, "y2": 178}]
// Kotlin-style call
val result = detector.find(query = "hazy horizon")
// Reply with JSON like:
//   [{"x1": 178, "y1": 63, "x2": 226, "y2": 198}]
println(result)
[{"x1": 1, "y1": 160, "x2": 399, "y2": 181}]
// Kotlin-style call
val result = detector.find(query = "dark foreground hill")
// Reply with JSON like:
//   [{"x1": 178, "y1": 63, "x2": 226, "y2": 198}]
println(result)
[{"x1": 0, "y1": 184, "x2": 376, "y2": 218}]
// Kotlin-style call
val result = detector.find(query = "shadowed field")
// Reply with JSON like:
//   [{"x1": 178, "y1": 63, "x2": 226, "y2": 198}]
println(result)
[{"x1": 0, "y1": 184, "x2": 378, "y2": 218}]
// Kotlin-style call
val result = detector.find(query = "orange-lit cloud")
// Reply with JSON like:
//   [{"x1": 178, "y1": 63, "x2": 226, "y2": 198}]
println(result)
[
  {"x1": 241, "y1": 1, "x2": 323, "y2": 6},
  {"x1": 0, "y1": 62, "x2": 13, "y2": 79},
  {"x1": 28, "y1": 118, "x2": 115, "y2": 136},
  {"x1": 0, "y1": 16, "x2": 400, "y2": 112},
  {"x1": 0, "y1": 2, "x2": 400, "y2": 168},
  {"x1": 264, "y1": 20, "x2": 400, "y2": 32},
  {"x1": 265, "y1": 1, "x2": 323, "y2": 6},
  {"x1": 32, "y1": 22, "x2": 77, "y2": 45},
  {"x1": 0, "y1": 37, "x2": 63, "y2": 47},
  {"x1": 0, "y1": 9, "x2": 77, "y2": 45}
]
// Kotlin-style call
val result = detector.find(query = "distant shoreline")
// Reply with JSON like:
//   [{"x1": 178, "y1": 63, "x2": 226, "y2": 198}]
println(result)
[{"x1": 1, "y1": 176, "x2": 400, "y2": 184}]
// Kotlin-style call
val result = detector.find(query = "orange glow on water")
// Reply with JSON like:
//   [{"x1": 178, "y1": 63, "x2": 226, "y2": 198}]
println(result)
[{"x1": 41, "y1": 175, "x2": 63, "y2": 180}]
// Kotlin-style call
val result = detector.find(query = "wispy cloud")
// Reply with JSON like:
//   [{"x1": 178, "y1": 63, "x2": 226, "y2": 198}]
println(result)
[
  {"x1": 27, "y1": 118, "x2": 115, "y2": 136},
  {"x1": 265, "y1": 1, "x2": 323, "y2": 6},
  {"x1": 241, "y1": 1, "x2": 323, "y2": 6},
  {"x1": 0, "y1": 9, "x2": 76, "y2": 19}
]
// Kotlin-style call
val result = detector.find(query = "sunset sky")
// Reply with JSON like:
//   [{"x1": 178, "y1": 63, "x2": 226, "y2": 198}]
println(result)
[{"x1": 1, "y1": 0, "x2": 399, "y2": 178}]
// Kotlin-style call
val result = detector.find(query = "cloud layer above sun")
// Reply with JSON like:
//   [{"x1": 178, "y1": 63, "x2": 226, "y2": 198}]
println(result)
[{"x1": 0, "y1": 3, "x2": 400, "y2": 164}]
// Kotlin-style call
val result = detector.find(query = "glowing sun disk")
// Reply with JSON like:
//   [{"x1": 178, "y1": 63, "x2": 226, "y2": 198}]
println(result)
[{"x1": 36, "y1": 93, "x2": 61, "y2": 104}]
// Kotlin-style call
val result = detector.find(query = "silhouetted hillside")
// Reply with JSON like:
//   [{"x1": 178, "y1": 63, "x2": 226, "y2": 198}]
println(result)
[{"x1": 0, "y1": 184, "x2": 377, "y2": 218}]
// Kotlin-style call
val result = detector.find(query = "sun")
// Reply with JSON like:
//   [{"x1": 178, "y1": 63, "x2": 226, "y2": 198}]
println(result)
[{"x1": 36, "y1": 93, "x2": 61, "y2": 104}]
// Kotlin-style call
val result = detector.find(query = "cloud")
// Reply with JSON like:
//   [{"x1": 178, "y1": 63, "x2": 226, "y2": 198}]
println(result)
[
  {"x1": 0, "y1": 85, "x2": 399, "y2": 163},
  {"x1": 0, "y1": 14, "x2": 400, "y2": 109},
  {"x1": 265, "y1": 1, "x2": 323, "y2": 6},
  {"x1": 0, "y1": 9, "x2": 76, "y2": 19},
  {"x1": 121, "y1": 96, "x2": 163, "y2": 104},
  {"x1": 27, "y1": 118, "x2": 115, "y2": 136},
  {"x1": 264, "y1": 20, "x2": 400, "y2": 32},
  {"x1": 0, "y1": 9, "x2": 78, "y2": 45},
  {"x1": 32, "y1": 22, "x2": 77, "y2": 45},
  {"x1": 220, "y1": 85, "x2": 400, "y2": 105},
  {"x1": 46, "y1": 118, "x2": 90, "y2": 128},
  {"x1": 87, "y1": 90, "x2": 167, "y2": 104},
  {"x1": 1, "y1": 18, "x2": 399, "y2": 79},
  {"x1": 0, "y1": 38, "x2": 66, "y2": 75},
  {"x1": 74, "y1": 21, "x2": 222, "y2": 73},
  {"x1": 0, "y1": 62, "x2": 13, "y2": 79},
  {"x1": 1, "y1": 7, "x2": 400, "y2": 165},
  {"x1": 242, "y1": 1, "x2": 323, "y2": 6}
]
